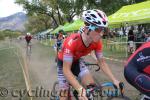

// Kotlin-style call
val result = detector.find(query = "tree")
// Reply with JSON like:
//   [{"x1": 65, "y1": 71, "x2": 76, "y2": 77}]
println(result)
[
  {"x1": 15, "y1": 0, "x2": 147, "y2": 31},
  {"x1": 25, "y1": 14, "x2": 52, "y2": 34},
  {"x1": 57, "y1": 0, "x2": 85, "y2": 22},
  {"x1": 127, "y1": 0, "x2": 147, "y2": 4},
  {"x1": 15, "y1": 0, "x2": 59, "y2": 27}
]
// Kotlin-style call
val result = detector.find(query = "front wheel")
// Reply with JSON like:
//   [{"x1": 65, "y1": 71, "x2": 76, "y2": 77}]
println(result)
[
  {"x1": 50, "y1": 81, "x2": 59, "y2": 100},
  {"x1": 106, "y1": 95, "x2": 131, "y2": 100}
]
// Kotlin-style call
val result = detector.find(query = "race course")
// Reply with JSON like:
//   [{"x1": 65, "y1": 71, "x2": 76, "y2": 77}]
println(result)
[{"x1": 0, "y1": 39, "x2": 140, "y2": 100}]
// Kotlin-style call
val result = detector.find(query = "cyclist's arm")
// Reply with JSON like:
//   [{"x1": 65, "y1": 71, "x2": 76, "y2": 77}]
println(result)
[
  {"x1": 97, "y1": 57, "x2": 118, "y2": 82},
  {"x1": 96, "y1": 56, "x2": 120, "y2": 88},
  {"x1": 63, "y1": 61, "x2": 83, "y2": 91},
  {"x1": 90, "y1": 51, "x2": 97, "y2": 60},
  {"x1": 94, "y1": 41, "x2": 120, "y2": 87},
  {"x1": 62, "y1": 46, "x2": 84, "y2": 93}
]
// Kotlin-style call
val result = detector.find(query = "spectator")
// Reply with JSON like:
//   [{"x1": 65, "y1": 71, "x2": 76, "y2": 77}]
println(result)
[
  {"x1": 54, "y1": 29, "x2": 65, "y2": 62},
  {"x1": 135, "y1": 32, "x2": 147, "y2": 49},
  {"x1": 146, "y1": 33, "x2": 150, "y2": 42},
  {"x1": 128, "y1": 30, "x2": 135, "y2": 54}
]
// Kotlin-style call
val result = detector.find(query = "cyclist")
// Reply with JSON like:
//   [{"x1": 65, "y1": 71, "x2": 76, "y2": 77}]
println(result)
[
  {"x1": 56, "y1": 30, "x2": 65, "y2": 50},
  {"x1": 124, "y1": 41, "x2": 150, "y2": 99},
  {"x1": 25, "y1": 32, "x2": 32, "y2": 49},
  {"x1": 54, "y1": 30, "x2": 65, "y2": 62},
  {"x1": 128, "y1": 30, "x2": 135, "y2": 54},
  {"x1": 57, "y1": 9, "x2": 120, "y2": 100}
]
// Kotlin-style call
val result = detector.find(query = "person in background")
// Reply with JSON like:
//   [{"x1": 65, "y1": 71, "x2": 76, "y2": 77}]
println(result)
[
  {"x1": 146, "y1": 33, "x2": 150, "y2": 42},
  {"x1": 128, "y1": 30, "x2": 135, "y2": 54},
  {"x1": 54, "y1": 30, "x2": 65, "y2": 62},
  {"x1": 25, "y1": 32, "x2": 32, "y2": 46}
]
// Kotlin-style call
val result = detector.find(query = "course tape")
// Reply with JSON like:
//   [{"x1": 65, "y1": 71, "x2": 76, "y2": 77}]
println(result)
[
  {"x1": 0, "y1": 47, "x2": 15, "y2": 51},
  {"x1": 89, "y1": 53, "x2": 125, "y2": 63},
  {"x1": 104, "y1": 57, "x2": 125, "y2": 63}
]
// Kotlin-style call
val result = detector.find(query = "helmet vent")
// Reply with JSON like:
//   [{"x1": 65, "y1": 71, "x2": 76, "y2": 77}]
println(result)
[
  {"x1": 91, "y1": 14, "x2": 96, "y2": 18},
  {"x1": 86, "y1": 17, "x2": 91, "y2": 20},
  {"x1": 103, "y1": 21, "x2": 106, "y2": 25},
  {"x1": 87, "y1": 11, "x2": 91, "y2": 13},
  {"x1": 97, "y1": 21, "x2": 101, "y2": 25},
  {"x1": 98, "y1": 13, "x2": 102, "y2": 18}
]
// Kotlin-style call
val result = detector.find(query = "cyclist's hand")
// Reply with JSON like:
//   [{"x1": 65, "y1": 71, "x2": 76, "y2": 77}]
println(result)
[
  {"x1": 113, "y1": 79, "x2": 120, "y2": 88},
  {"x1": 78, "y1": 88, "x2": 88, "y2": 100}
]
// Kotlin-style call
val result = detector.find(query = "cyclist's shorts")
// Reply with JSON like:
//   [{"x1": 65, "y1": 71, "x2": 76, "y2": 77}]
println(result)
[
  {"x1": 57, "y1": 58, "x2": 90, "y2": 90},
  {"x1": 26, "y1": 41, "x2": 31, "y2": 45},
  {"x1": 26, "y1": 41, "x2": 31, "y2": 44}
]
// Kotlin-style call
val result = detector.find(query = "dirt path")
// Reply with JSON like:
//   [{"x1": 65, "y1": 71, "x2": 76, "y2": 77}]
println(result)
[
  {"x1": 14, "y1": 39, "x2": 140, "y2": 100},
  {"x1": 84, "y1": 56, "x2": 140, "y2": 100},
  {"x1": 14, "y1": 39, "x2": 57, "y2": 100}
]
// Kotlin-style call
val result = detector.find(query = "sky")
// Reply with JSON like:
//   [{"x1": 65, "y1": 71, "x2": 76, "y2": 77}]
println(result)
[{"x1": 0, "y1": 0, "x2": 24, "y2": 17}]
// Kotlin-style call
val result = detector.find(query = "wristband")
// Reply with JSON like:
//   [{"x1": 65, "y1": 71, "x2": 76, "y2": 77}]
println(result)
[{"x1": 77, "y1": 87, "x2": 83, "y2": 94}]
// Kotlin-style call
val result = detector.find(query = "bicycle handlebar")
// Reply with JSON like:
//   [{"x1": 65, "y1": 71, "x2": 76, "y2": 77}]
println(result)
[
  {"x1": 101, "y1": 82, "x2": 125, "y2": 96},
  {"x1": 86, "y1": 82, "x2": 125, "y2": 98}
]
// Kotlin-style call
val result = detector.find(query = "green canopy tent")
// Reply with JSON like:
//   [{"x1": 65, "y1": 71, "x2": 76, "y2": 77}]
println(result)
[
  {"x1": 108, "y1": 1, "x2": 150, "y2": 28},
  {"x1": 38, "y1": 29, "x2": 53, "y2": 35},
  {"x1": 63, "y1": 19, "x2": 84, "y2": 32}
]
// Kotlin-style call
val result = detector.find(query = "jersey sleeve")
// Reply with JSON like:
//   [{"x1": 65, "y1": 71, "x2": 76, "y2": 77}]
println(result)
[
  {"x1": 63, "y1": 38, "x2": 75, "y2": 62},
  {"x1": 94, "y1": 41, "x2": 103, "y2": 59}
]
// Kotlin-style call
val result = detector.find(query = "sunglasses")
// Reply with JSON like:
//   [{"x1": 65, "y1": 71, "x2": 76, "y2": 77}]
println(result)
[{"x1": 87, "y1": 25, "x2": 107, "y2": 33}]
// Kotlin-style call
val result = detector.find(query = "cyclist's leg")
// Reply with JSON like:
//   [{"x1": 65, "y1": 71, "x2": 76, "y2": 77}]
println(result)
[
  {"x1": 28, "y1": 41, "x2": 31, "y2": 52},
  {"x1": 26, "y1": 41, "x2": 29, "y2": 47},
  {"x1": 26, "y1": 41, "x2": 29, "y2": 51},
  {"x1": 78, "y1": 59, "x2": 95, "y2": 87},
  {"x1": 57, "y1": 59, "x2": 70, "y2": 100},
  {"x1": 124, "y1": 64, "x2": 150, "y2": 97}
]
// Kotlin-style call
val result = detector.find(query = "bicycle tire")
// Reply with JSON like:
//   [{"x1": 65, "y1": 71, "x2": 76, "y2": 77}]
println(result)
[
  {"x1": 100, "y1": 82, "x2": 131, "y2": 100},
  {"x1": 26, "y1": 46, "x2": 31, "y2": 56},
  {"x1": 106, "y1": 95, "x2": 131, "y2": 100},
  {"x1": 50, "y1": 81, "x2": 59, "y2": 100}
]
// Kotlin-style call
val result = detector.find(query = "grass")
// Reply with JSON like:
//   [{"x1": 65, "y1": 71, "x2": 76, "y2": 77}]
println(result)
[
  {"x1": 102, "y1": 37, "x2": 128, "y2": 60},
  {"x1": 0, "y1": 42, "x2": 30, "y2": 100},
  {"x1": 40, "y1": 39, "x2": 55, "y2": 47}
]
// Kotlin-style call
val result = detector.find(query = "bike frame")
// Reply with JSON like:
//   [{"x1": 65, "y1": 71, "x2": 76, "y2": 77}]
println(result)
[
  {"x1": 50, "y1": 81, "x2": 130, "y2": 100},
  {"x1": 50, "y1": 62, "x2": 130, "y2": 100},
  {"x1": 27, "y1": 42, "x2": 31, "y2": 50}
]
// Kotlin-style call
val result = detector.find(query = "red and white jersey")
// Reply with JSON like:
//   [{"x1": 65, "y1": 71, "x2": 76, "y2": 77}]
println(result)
[
  {"x1": 58, "y1": 33, "x2": 103, "y2": 62},
  {"x1": 25, "y1": 35, "x2": 32, "y2": 41}
]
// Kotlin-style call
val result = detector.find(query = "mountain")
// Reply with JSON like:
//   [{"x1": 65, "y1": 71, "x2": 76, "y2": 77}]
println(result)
[{"x1": 0, "y1": 12, "x2": 27, "y2": 32}]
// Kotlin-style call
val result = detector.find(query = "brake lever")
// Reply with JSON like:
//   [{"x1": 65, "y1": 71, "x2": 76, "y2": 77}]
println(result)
[
  {"x1": 95, "y1": 66, "x2": 100, "y2": 72},
  {"x1": 119, "y1": 82, "x2": 124, "y2": 97}
]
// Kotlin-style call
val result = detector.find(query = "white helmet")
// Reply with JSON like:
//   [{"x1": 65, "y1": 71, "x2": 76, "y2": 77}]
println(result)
[
  {"x1": 82, "y1": 9, "x2": 108, "y2": 28},
  {"x1": 27, "y1": 32, "x2": 31, "y2": 35}
]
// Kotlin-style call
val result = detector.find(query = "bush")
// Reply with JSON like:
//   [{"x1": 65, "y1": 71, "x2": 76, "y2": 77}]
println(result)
[
  {"x1": 2, "y1": 30, "x2": 22, "y2": 39},
  {"x1": 0, "y1": 31, "x2": 5, "y2": 40},
  {"x1": 0, "y1": 30, "x2": 22, "y2": 40}
]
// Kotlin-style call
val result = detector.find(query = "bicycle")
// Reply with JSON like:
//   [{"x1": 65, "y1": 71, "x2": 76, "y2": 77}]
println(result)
[
  {"x1": 50, "y1": 63, "x2": 131, "y2": 100},
  {"x1": 26, "y1": 42, "x2": 32, "y2": 56}
]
